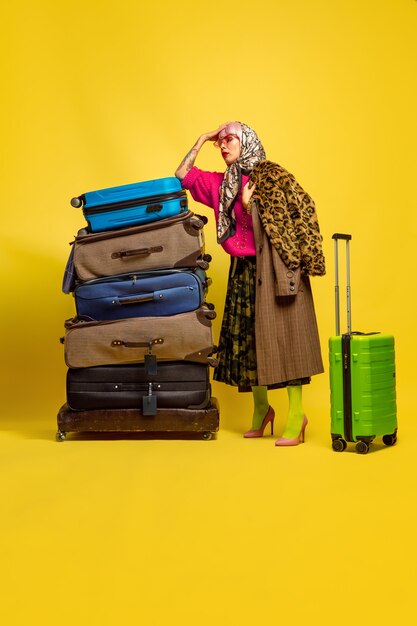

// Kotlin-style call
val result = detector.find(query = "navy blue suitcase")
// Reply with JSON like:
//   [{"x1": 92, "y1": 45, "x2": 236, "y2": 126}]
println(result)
[
  {"x1": 74, "y1": 269, "x2": 210, "y2": 320},
  {"x1": 71, "y1": 177, "x2": 188, "y2": 233}
]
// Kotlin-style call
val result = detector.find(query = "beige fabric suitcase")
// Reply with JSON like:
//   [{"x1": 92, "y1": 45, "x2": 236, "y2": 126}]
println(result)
[
  {"x1": 62, "y1": 307, "x2": 217, "y2": 369},
  {"x1": 72, "y1": 211, "x2": 210, "y2": 282}
]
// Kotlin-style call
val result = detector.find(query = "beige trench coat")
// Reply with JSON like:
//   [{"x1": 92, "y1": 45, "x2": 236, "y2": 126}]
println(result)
[{"x1": 251, "y1": 207, "x2": 324, "y2": 386}]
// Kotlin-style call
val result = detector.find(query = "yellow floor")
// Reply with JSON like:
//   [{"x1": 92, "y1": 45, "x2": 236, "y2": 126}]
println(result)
[{"x1": 1, "y1": 385, "x2": 415, "y2": 626}]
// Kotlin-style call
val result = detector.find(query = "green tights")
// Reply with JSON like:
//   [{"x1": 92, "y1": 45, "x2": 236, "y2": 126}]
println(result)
[
  {"x1": 251, "y1": 385, "x2": 305, "y2": 438},
  {"x1": 251, "y1": 386, "x2": 270, "y2": 428}
]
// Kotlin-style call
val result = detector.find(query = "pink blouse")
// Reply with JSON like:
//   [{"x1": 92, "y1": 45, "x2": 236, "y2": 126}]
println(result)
[{"x1": 181, "y1": 166, "x2": 256, "y2": 257}]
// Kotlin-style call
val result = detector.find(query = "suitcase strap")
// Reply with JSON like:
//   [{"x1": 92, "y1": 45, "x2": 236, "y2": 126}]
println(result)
[{"x1": 111, "y1": 245, "x2": 163, "y2": 259}]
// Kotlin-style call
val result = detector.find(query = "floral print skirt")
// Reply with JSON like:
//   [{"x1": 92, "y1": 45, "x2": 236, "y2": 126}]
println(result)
[{"x1": 213, "y1": 256, "x2": 258, "y2": 391}]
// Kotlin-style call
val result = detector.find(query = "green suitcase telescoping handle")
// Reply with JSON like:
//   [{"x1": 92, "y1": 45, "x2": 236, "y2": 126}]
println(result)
[
  {"x1": 332, "y1": 233, "x2": 352, "y2": 336},
  {"x1": 332, "y1": 233, "x2": 352, "y2": 241}
]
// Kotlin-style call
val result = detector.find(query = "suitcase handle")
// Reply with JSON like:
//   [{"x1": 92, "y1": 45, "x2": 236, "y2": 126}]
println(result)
[
  {"x1": 191, "y1": 219, "x2": 205, "y2": 231},
  {"x1": 332, "y1": 233, "x2": 352, "y2": 335},
  {"x1": 111, "y1": 338, "x2": 164, "y2": 348},
  {"x1": 146, "y1": 203, "x2": 163, "y2": 213},
  {"x1": 111, "y1": 245, "x2": 163, "y2": 259},
  {"x1": 197, "y1": 258, "x2": 210, "y2": 270},
  {"x1": 332, "y1": 233, "x2": 352, "y2": 241},
  {"x1": 117, "y1": 294, "x2": 156, "y2": 305},
  {"x1": 194, "y1": 213, "x2": 208, "y2": 225}
]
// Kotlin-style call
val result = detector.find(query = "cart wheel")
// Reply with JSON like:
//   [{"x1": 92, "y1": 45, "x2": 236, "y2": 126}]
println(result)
[
  {"x1": 56, "y1": 431, "x2": 66, "y2": 442},
  {"x1": 382, "y1": 434, "x2": 397, "y2": 446},
  {"x1": 201, "y1": 431, "x2": 213, "y2": 440},
  {"x1": 332, "y1": 438, "x2": 347, "y2": 452},
  {"x1": 356, "y1": 441, "x2": 369, "y2": 454},
  {"x1": 70, "y1": 197, "x2": 82, "y2": 208}
]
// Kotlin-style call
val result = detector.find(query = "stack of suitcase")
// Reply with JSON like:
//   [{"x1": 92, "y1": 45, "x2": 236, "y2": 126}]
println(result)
[{"x1": 57, "y1": 177, "x2": 220, "y2": 441}]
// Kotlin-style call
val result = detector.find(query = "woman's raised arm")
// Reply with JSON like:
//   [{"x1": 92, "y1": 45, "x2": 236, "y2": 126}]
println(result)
[{"x1": 174, "y1": 125, "x2": 227, "y2": 180}]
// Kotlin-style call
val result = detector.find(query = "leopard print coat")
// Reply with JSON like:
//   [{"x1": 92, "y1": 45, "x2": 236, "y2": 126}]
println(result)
[{"x1": 249, "y1": 160, "x2": 326, "y2": 276}]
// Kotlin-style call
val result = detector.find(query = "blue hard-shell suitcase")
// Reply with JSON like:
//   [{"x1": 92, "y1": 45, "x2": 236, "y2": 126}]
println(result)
[
  {"x1": 74, "y1": 269, "x2": 211, "y2": 320},
  {"x1": 71, "y1": 177, "x2": 188, "y2": 233}
]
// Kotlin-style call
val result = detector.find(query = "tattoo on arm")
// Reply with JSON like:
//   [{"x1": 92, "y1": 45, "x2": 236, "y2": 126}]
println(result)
[{"x1": 180, "y1": 146, "x2": 198, "y2": 172}]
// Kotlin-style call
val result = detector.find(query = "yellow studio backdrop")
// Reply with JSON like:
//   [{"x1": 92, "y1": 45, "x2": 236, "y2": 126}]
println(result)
[
  {"x1": 1, "y1": 0, "x2": 416, "y2": 422},
  {"x1": 0, "y1": 1, "x2": 416, "y2": 625}
]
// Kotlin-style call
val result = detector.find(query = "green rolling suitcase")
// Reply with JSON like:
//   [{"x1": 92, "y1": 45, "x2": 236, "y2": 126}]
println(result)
[{"x1": 329, "y1": 234, "x2": 397, "y2": 454}]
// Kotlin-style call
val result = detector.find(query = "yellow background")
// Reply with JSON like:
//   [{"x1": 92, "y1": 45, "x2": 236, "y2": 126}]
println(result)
[{"x1": 1, "y1": 1, "x2": 416, "y2": 624}]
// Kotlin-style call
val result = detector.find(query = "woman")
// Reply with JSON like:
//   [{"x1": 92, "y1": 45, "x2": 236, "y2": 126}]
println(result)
[{"x1": 175, "y1": 122, "x2": 325, "y2": 446}]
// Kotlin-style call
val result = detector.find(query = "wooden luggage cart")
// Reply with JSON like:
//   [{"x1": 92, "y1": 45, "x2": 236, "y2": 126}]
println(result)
[{"x1": 56, "y1": 398, "x2": 219, "y2": 441}]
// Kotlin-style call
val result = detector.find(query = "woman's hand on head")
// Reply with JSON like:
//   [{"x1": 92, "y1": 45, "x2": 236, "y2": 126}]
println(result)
[
  {"x1": 200, "y1": 123, "x2": 231, "y2": 144},
  {"x1": 174, "y1": 122, "x2": 232, "y2": 180}
]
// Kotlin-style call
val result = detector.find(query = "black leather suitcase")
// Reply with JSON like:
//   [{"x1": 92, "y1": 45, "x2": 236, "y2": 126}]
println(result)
[
  {"x1": 56, "y1": 398, "x2": 220, "y2": 441},
  {"x1": 66, "y1": 362, "x2": 211, "y2": 413}
]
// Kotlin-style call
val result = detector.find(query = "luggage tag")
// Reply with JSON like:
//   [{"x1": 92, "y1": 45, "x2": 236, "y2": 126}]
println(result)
[
  {"x1": 143, "y1": 382, "x2": 157, "y2": 416},
  {"x1": 145, "y1": 340, "x2": 158, "y2": 376}
]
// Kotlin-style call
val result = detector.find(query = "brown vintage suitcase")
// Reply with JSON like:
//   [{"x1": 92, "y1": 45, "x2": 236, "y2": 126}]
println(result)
[
  {"x1": 62, "y1": 307, "x2": 217, "y2": 369},
  {"x1": 72, "y1": 211, "x2": 210, "y2": 282},
  {"x1": 56, "y1": 398, "x2": 220, "y2": 441}
]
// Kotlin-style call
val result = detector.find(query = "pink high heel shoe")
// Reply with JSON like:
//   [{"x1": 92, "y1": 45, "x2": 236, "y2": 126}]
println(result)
[
  {"x1": 244, "y1": 406, "x2": 275, "y2": 438},
  {"x1": 275, "y1": 415, "x2": 308, "y2": 446}
]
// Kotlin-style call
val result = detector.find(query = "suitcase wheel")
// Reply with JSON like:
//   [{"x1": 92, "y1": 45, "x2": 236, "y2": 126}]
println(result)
[
  {"x1": 355, "y1": 440, "x2": 369, "y2": 454},
  {"x1": 56, "y1": 430, "x2": 67, "y2": 442},
  {"x1": 70, "y1": 197, "x2": 83, "y2": 208},
  {"x1": 332, "y1": 438, "x2": 347, "y2": 452},
  {"x1": 382, "y1": 433, "x2": 397, "y2": 446},
  {"x1": 201, "y1": 431, "x2": 213, "y2": 440}
]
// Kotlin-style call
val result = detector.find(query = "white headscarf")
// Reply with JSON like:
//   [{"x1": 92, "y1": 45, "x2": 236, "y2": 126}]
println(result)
[{"x1": 217, "y1": 122, "x2": 266, "y2": 243}]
